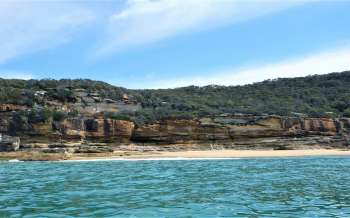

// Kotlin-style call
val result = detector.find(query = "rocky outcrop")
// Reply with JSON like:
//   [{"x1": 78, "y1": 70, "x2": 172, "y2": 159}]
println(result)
[
  {"x1": 132, "y1": 115, "x2": 349, "y2": 144},
  {"x1": 0, "y1": 112, "x2": 350, "y2": 152},
  {"x1": 0, "y1": 134, "x2": 20, "y2": 151},
  {"x1": 53, "y1": 118, "x2": 134, "y2": 142},
  {"x1": 0, "y1": 104, "x2": 26, "y2": 112},
  {"x1": 41, "y1": 88, "x2": 141, "y2": 115}
]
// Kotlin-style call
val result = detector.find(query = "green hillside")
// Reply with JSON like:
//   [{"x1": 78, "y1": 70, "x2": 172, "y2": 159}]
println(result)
[{"x1": 1, "y1": 71, "x2": 350, "y2": 123}]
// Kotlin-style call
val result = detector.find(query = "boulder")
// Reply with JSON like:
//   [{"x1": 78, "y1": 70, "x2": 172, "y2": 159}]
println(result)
[{"x1": 0, "y1": 134, "x2": 20, "y2": 152}]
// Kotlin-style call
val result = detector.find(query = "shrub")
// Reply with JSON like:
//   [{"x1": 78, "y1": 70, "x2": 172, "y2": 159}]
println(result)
[
  {"x1": 343, "y1": 108, "x2": 350, "y2": 117},
  {"x1": 104, "y1": 112, "x2": 131, "y2": 121},
  {"x1": 52, "y1": 111, "x2": 67, "y2": 122}
]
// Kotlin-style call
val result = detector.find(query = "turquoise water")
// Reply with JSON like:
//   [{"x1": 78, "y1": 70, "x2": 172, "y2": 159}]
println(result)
[{"x1": 1, "y1": 157, "x2": 350, "y2": 217}]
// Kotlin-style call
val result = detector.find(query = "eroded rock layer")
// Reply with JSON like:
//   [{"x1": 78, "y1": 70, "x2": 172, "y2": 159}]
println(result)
[{"x1": 1, "y1": 113, "x2": 350, "y2": 153}]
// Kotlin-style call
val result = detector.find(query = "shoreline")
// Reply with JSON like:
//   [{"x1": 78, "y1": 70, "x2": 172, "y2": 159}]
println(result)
[
  {"x1": 68, "y1": 149, "x2": 350, "y2": 161},
  {"x1": 1, "y1": 149, "x2": 350, "y2": 162}
]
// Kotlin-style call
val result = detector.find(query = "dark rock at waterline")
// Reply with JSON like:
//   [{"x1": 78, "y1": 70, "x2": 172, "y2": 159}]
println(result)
[
  {"x1": 74, "y1": 146, "x2": 114, "y2": 153},
  {"x1": 42, "y1": 148, "x2": 67, "y2": 153}
]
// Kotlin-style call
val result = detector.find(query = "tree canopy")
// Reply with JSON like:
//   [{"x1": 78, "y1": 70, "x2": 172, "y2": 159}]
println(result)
[{"x1": 1, "y1": 71, "x2": 350, "y2": 123}]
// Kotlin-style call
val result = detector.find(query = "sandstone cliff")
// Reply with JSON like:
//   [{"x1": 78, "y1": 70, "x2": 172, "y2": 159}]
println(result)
[
  {"x1": 1, "y1": 112, "x2": 349, "y2": 153},
  {"x1": 132, "y1": 115, "x2": 349, "y2": 143}
]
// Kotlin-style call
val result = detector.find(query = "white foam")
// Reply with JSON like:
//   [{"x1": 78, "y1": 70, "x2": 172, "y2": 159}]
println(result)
[{"x1": 8, "y1": 159, "x2": 22, "y2": 162}]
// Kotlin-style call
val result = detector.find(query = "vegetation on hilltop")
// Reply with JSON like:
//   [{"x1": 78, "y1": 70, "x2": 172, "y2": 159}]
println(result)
[
  {"x1": 1, "y1": 71, "x2": 350, "y2": 123},
  {"x1": 0, "y1": 79, "x2": 127, "y2": 106}
]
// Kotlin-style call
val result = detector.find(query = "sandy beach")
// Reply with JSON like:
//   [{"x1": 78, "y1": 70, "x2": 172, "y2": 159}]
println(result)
[
  {"x1": 67, "y1": 149, "x2": 350, "y2": 161},
  {"x1": 148, "y1": 149, "x2": 350, "y2": 158},
  {"x1": 2, "y1": 149, "x2": 350, "y2": 161}
]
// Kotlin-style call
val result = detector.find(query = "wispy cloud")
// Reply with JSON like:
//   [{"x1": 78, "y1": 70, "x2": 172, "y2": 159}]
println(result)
[
  {"x1": 0, "y1": 2, "x2": 94, "y2": 64},
  {"x1": 146, "y1": 46, "x2": 350, "y2": 89},
  {"x1": 95, "y1": 0, "x2": 305, "y2": 56},
  {"x1": 0, "y1": 71, "x2": 33, "y2": 80},
  {"x1": 0, "y1": 1, "x2": 310, "y2": 62}
]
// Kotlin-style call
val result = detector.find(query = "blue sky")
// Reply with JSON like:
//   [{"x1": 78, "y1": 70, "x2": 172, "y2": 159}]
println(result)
[{"x1": 1, "y1": 0, "x2": 350, "y2": 89}]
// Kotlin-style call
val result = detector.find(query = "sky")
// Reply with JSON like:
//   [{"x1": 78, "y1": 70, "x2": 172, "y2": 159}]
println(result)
[{"x1": 0, "y1": 0, "x2": 350, "y2": 89}]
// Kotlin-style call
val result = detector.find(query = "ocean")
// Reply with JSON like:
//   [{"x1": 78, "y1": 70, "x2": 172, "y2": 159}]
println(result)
[{"x1": 1, "y1": 157, "x2": 350, "y2": 217}]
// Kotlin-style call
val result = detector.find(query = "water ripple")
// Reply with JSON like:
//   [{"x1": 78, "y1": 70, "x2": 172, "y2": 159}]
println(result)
[{"x1": 1, "y1": 157, "x2": 350, "y2": 217}]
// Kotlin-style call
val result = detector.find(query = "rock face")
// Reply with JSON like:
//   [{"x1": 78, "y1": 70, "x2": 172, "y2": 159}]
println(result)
[
  {"x1": 132, "y1": 115, "x2": 349, "y2": 144},
  {"x1": 53, "y1": 118, "x2": 135, "y2": 142},
  {"x1": 0, "y1": 134, "x2": 20, "y2": 151},
  {"x1": 39, "y1": 88, "x2": 141, "y2": 116},
  {"x1": 0, "y1": 104, "x2": 26, "y2": 112},
  {"x1": 0, "y1": 112, "x2": 350, "y2": 152},
  {"x1": 0, "y1": 112, "x2": 135, "y2": 143}
]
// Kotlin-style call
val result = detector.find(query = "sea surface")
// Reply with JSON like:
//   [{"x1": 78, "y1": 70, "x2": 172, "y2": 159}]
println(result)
[{"x1": 1, "y1": 157, "x2": 350, "y2": 217}]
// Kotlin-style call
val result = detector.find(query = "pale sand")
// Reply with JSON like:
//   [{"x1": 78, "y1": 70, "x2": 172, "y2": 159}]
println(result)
[
  {"x1": 69, "y1": 149, "x2": 350, "y2": 161},
  {"x1": 152, "y1": 149, "x2": 350, "y2": 158}
]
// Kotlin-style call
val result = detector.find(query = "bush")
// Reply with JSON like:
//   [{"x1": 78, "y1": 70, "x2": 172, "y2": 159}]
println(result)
[
  {"x1": 25, "y1": 108, "x2": 52, "y2": 123},
  {"x1": 343, "y1": 108, "x2": 350, "y2": 117},
  {"x1": 52, "y1": 111, "x2": 67, "y2": 122},
  {"x1": 104, "y1": 112, "x2": 131, "y2": 121}
]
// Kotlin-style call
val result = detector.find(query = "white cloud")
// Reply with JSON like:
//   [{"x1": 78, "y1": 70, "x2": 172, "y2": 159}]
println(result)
[
  {"x1": 96, "y1": 0, "x2": 305, "y2": 56},
  {"x1": 147, "y1": 46, "x2": 350, "y2": 89},
  {"x1": 0, "y1": 71, "x2": 33, "y2": 80},
  {"x1": 0, "y1": 2, "x2": 94, "y2": 64}
]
